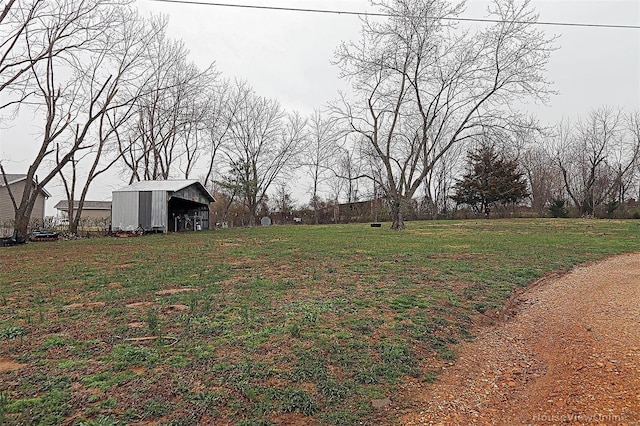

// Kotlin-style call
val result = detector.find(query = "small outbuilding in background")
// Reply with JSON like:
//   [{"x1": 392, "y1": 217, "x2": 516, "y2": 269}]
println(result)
[
  {"x1": 54, "y1": 200, "x2": 112, "y2": 223},
  {"x1": 111, "y1": 180, "x2": 215, "y2": 233}
]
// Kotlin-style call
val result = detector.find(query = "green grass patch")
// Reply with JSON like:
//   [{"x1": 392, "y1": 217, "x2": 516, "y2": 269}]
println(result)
[
  {"x1": 81, "y1": 371, "x2": 138, "y2": 391},
  {"x1": 0, "y1": 325, "x2": 26, "y2": 340},
  {"x1": 1, "y1": 219, "x2": 640, "y2": 424}
]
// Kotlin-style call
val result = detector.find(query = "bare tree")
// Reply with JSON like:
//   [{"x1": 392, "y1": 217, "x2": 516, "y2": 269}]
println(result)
[
  {"x1": 0, "y1": 0, "x2": 49, "y2": 113},
  {"x1": 611, "y1": 112, "x2": 640, "y2": 206},
  {"x1": 421, "y1": 142, "x2": 463, "y2": 219},
  {"x1": 629, "y1": 112, "x2": 640, "y2": 202},
  {"x1": 202, "y1": 80, "x2": 234, "y2": 189},
  {"x1": 557, "y1": 107, "x2": 640, "y2": 216},
  {"x1": 521, "y1": 143, "x2": 559, "y2": 216},
  {"x1": 0, "y1": 0, "x2": 18, "y2": 24},
  {"x1": 177, "y1": 96, "x2": 207, "y2": 179},
  {"x1": 222, "y1": 81, "x2": 306, "y2": 226},
  {"x1": 325, "y1": 166, "x2": 346, "y2": 224},
  {"x1": 333, "y1": 0, "x2": 555, "y2": 230},
  {"x1": 118, "y1": 22, "x2": 218, "y2": 182},
  {"x1": 0, "y1": 0, "x2": 133, "y2": 239},
  {"x1": 303, "y1": 109, "x2": 338, "y2": 224},
  {"x1": 272, "y1": 182, "x2": 295, "y2": 222},
  {"x1": 337, "y1": 139, "x2": 365, "y2": 222},
  {"x1": 55, "y1": 9, "x2": 161, "y2": 234}
]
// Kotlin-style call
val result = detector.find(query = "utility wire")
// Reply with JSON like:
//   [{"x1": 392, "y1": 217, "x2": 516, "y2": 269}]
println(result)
[{"x1": 148, "y1": 0, "x2": 640, "y2": 30}]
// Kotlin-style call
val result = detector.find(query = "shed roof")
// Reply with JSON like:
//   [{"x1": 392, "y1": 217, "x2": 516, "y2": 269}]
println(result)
[
  {"x1": 54, "y1": 200, "x2": 112, "y2": 211},
  {"x1": 113, "y1": 180, "x2": 214, "y2": 202},
  {"x1": 0, "y1": 173, "x2": 52, "y2": 197}
]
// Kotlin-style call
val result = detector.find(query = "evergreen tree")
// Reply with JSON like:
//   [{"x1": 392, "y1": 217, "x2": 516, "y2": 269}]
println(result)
[{"x1": 452, "y1": 145, "x2": 529, "y2": 215}]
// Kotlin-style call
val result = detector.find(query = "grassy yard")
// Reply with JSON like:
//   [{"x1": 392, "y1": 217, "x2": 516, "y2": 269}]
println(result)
[{"x1": 1, "y1": 219, "x2": 639, "y2": 425}]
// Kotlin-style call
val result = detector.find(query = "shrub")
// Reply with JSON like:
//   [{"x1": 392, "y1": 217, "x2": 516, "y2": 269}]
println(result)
[
  {"x1": 605, "y1": 200, "x2": 619, "y2": 218},
  {"x1": 548, "y1": 199, "x2": 569, "y2": 218}
]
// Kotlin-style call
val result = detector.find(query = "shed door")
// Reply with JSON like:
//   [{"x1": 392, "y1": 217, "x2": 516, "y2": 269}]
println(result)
[
  {"x1": 138, "y1": 191, "x2": 152, "y2": 230},
  {"x1": 151, "y1": 191, "x2": 167, "y2": 230}
]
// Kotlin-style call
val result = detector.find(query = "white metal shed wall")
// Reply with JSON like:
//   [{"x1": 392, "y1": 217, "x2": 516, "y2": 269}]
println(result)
[{"x1": 111, "y1": 191, "x2": 139, "y2": 231}]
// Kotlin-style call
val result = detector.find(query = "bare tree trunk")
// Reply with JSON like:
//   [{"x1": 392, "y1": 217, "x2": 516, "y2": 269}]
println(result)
[
  {"x1": 390, "y1": 198, "x2": 405, "y2": 231},
  {"x1": 13, "y1": 209, "x2": 30, "y2": 239},
  {"x1": 312, "y1": 194, "x2": 320, "y2": 225}
]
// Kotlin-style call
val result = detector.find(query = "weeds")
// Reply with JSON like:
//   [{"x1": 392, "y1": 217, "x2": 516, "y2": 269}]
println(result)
[
  {"x1": 111, "y1": 344, "x2": 159, "y2": 369},
  {"x1": 422, "y1": 371, "x2": 439, "y2": 383},
  {"x1": 0, "y1": 392, "x2": 7, "y2": 426},
  {"x1": 291, "y1": 349, "x2": 328, "y2": 382},
  {"x1": 321, "y1": 409, "x2": 368, "y2": 426},
  {"x1": 42, "y1": 335, "x2": 69, "y2": 349},
  {"x1": 236, "y1": 419, "x2": 273, "y2": 426},
  {"x1": 0, "y1": 325, "x2": 26, "y2": 340},
  {"x1": 286, "y1": 322, "x2": 301, "y2": 338},
  {"x1": 317, "y1": 379, "x2": 352, "y2": 404},
  {"x1": 81, "y1": 371, "x2": 137, "y2": 391},
  {"x1": 188, "y1": 294, "x2": 199, "y2": 313},
  {"x1": 76, "y1": 416, "x2": 120, "y2": 426},
  {"x1": 146, "y1": 308, "x2": 159, "y2": 336},
  {"x1": 5, "y1": 387, "x2": 72, "y2": 425},
  {"x1": 277, "y1": 388, "x2": 318, "y2": 416},
  {"x1": 141, "y1": 399, "x2": 167, "y2": 419}
]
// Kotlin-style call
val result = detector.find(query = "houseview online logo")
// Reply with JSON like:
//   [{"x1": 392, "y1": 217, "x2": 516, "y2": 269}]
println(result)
[{"x1": 532, "y1": 413, "x2": 626, "y2": 423}]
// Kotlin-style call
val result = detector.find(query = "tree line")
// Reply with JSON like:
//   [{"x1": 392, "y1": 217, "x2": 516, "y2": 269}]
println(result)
[{"x1": 1, "y1": 0, "x2": 639, "y2": 238}]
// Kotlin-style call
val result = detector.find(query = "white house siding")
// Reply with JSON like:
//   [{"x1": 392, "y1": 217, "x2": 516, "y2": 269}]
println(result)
[
  {"x1": 0, "y1": 180, "x2": 46, "y2": 235},
  {"x1": 0, "y1": 184, "x2": 16, "y2": 225}
]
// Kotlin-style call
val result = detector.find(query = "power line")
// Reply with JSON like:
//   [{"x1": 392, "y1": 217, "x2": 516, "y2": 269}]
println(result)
[{"x1": 148, "y1": 0, "x2": 640, "y2": 30}]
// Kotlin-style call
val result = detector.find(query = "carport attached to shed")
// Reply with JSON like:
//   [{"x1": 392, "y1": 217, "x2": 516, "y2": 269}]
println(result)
[{"x1": 111, "y1": 180, "x2": 215, "y2": 232}]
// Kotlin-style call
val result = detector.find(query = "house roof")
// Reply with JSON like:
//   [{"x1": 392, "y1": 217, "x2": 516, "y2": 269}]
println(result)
[
  {"x1": 0, "y1": 174, "x2": 27, "y2": 186},
  {"x1": 113, "y1": 180, "x2": 215, "y2": 202},
  {"x1": 0, "y1": 173, "x2": 52, "y2": 197},
  {"x1": 54, "y1": 200, "x2": 112, "y2": 211}
]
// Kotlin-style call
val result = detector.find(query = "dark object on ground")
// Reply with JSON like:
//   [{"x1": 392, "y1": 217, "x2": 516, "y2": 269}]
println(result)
[
  {"x1": 30, "y1": 231, "x2": 60, "y2": 242},
  {"x1": 370, "y1": 223, "x2": 382, "y2": 228},
  {"x1": 0, "y1": 231, "x2": 27, "y2": 247}
]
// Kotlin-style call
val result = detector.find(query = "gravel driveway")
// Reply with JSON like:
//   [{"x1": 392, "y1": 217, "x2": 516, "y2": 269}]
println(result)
[{"x1": 398, "y1": 253, "x2": 640, "y2": 425}]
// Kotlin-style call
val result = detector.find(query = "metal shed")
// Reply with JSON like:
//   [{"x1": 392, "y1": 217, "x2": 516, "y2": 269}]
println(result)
[{"x1": 111, "y1": 180, "x2": 215, "y2": 233}]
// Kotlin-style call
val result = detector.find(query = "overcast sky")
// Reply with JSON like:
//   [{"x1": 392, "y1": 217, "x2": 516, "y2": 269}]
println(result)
[
  {"x1": 135, "y1": 0, "x2": 640, "y2": 121},
  {"x1": 1, "y1": 0, "x2": 639, "y2": 214}
]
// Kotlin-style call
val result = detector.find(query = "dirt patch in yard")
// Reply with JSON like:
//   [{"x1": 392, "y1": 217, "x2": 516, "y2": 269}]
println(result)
[
  {"x1": 155, "y1": 288, "x2": 200, "y2": 296},
  {"x1": 0, "y1": 358, "x2": 25, "y2": 372},
  {"x1": 126, "y1": 301, "x2": 155, "y2": 308},
  {"x1": 63, "y1": 302, "x2": 106, "y2": 310}
]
